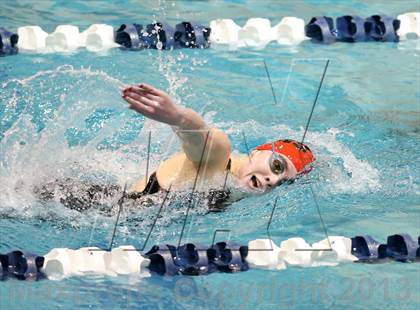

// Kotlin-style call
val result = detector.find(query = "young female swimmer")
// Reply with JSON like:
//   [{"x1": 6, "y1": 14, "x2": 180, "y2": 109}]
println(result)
[
  {"x1": 35, "y1": 83, "x2": 315, "y2": 212},
  {"x1": 122, "y1": 83, "x2": 315, "y2": 199}
]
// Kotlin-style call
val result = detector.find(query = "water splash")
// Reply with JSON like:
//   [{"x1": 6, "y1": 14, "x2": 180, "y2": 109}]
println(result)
[
  {"x1": 0, "y1": 66, "x2": 147, "y2": 221},
  {"x1": 0, "y1": 50, "x2": 211, "y2": 236}
]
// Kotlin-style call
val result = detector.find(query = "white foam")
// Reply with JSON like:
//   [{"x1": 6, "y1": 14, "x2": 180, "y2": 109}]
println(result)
[
  {"x1": 311, "y1": 128, "x2": 380, "y2": 193},
  {"x1": 0, "y1": 66, "x2": 136, "y2": 221}
]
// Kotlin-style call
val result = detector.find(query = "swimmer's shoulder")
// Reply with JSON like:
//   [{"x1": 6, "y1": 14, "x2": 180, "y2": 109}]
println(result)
[
  {"x1": 132, "y1": 150, "x2": 249, "y2": 193},
  {"x1": 157, "y1": 152, "x2": 232, "y2": 190},
  {"x1": 131, "y1": 153, "x2": 193, "y2": 192}
]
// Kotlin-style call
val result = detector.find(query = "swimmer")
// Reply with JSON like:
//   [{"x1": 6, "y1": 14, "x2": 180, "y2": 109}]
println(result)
[
  {"x1": 122, "y1": 83, "x2": 315, "y2": 200},
  {"x1": 35, "y1": 83, "x2": 315, "y2": 213}
]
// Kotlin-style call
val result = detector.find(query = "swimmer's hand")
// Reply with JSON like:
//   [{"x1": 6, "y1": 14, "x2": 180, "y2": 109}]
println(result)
[
  {"x1": 122, "y1": 83, "x2": 183, "y2": 126},
  {"x1": 123, "y1": 83, "x2": 231, "y2": 166}
]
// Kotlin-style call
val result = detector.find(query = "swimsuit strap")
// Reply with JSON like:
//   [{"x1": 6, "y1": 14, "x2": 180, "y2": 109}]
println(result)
[
  {"x1": 127, "y1": 171, "x2": 161, "y2": 199},
  {"x1": 226, "y1": 158, "x2": 232, "y2": 171},
  {"x1": 141, "y1": 172, "x2": 161, "y2": 195}
]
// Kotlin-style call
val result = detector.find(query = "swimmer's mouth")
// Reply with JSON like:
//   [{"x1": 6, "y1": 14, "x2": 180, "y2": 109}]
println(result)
[{"x1": 250, "y1": 175, "x2": 261, "y2": 189}]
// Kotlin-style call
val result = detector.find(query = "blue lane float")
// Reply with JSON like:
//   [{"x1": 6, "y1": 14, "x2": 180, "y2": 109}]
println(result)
[
  {"x1": 141, "y1": 23, "x2": 176, "y2": 49},
  {"x1": 380, "y1": 234, "x2": 418, "y2": 262},
  {"x1": 351, "y1": 235, "x2": 384, "y2": 262},
  {"x1": 115, "y1": 22, "x2": 209, "y2": 50},
  {"x1": 145, "y1": 244, "x2": 179, "y2": 275},
  {"x1": 175, "y1": 243, "x2": 209, "y2": 275},
  {"x1": 417, "y1": 236, "x2": 420, "y2": 258},
  {"x1": 145, "y1": 243, "x2": 210, "y2": 276},
  {"x1": 175, "y1": 22, "x2": 211, "y2": 48},
  {"x1": 336, "y1": 15, "x2": 366, "y2": 42},
  {"x1": 364, "y1": 15, "x2": 400, "y2": 42},
  {"x1": 207, "y1": 242, "x2": 249, "y2": 273},
  {"x1": 143, "y1": 242, "x2": 248, "y2": 276},
  {"x1": 115, "y1": 23, "x2": 144, "y2": 49},
  {"x1": 0, "y1": 27, "x2": 19, "y2": 56},
  {"x1": 0, "y1": 251, "x2": 45, "y2": 280},
  {"x1": 115, "y1": 23, "x2": 176, "y2": 49},
  {"x1": 0, "y1": 254, "x2": 7, "y2": 280},
  {"x1": 305, "y1": 16, "x2": 336, "y2": 43}
]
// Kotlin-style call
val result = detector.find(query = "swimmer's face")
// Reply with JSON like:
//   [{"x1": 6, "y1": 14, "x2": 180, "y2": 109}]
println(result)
[{"x1": 238, "y1": 150, "x2": 297, "y2": 192}]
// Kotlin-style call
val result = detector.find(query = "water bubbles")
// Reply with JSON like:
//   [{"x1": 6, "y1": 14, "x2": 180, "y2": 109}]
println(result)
[{"x1": 0, "y1": 66, "x2": 143, "y2": 224}]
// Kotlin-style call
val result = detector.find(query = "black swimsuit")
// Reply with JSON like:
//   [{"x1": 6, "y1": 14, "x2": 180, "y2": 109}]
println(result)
[
  {"x1": 36, "y1": 159, "x2": 234, "y2": 213},
  {"x1": 125, "y1": 172, "x2": 161, "y2": 199},
  {"x1": 127, "y1": 159, "x2": 233, "y2": 211}
]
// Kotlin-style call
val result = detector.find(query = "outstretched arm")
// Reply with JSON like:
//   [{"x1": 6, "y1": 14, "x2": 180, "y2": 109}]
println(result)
[{"x1": 122, "y1": 84, "x2": 231, "y2": 167}]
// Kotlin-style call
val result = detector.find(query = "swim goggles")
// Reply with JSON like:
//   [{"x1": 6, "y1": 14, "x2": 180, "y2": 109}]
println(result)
[{"x1": 269, "y1": 142, "x2": 288, "y2": 175}]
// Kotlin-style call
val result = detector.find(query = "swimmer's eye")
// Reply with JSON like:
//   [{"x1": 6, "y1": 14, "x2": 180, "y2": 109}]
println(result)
[{"x1": 269, "y1": 154, "x2": 287, "y2": 175}]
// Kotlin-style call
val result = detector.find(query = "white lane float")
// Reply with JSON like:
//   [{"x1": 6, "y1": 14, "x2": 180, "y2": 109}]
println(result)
[
  {"x1": 246, "y1": 239, "x2": 286, "y2": 270},
  {"x1": 17, "y1": 26, "x2": 48, "y2": 51},
  {"x1": 397, "y1": 12, "x2": 420, "y2": 39},
  {"x1": 70, "y1": 247, "x2": 111, "y2": 274},
  {"x1": 238, "y1": 18, "x2": 273, "y2": 48},
  {"x1": 79, "y1": 24, "x2": 118, "y2": 52},
  {"x1": 42, "y1": 246, "x2": 150, "y2": 280},
  {"x1": 272, "y1": 17, "x2": 308, "y2": 45},
  {"x1": 45, "y1": 25, "x2": 80, "y2": 52},
  {"x1": 248, "y1": 237, "x2": 358, "y2": 269},
  {"x1": 278, "y1": 237, "x2": 313, "y2": 267},
  {"x1": 42, "y1": 248, "x2": 77, "y2": 280},
  {"x1": 209, "y1": 19, "x2": 242, "y2": 48},
  {"x1": 104, "y1": 245, "x2": 150, "y2": 276},
  {"x1": 310, "y1": 236, "x2": 357, "y2": 267}
]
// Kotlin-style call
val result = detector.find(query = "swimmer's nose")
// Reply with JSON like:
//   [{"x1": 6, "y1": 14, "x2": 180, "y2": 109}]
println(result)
[{"x1": 262, "y1": 176, "x2": 276, "y2": 189}]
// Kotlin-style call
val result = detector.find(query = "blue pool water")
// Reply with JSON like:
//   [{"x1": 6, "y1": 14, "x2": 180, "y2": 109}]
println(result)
[{"x1": 1, "y1": 0, "x2": 419, "y2": 309}]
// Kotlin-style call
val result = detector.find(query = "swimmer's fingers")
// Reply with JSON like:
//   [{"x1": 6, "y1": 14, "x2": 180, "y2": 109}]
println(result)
[
  {"x1": 125, "y1": 91, "x2": 158, "y2": 107},
  {"x1": 123, "y1": 96, "x2": 155, "y2": 116},
  {"x1": 128, "y1": 86, "x2": 161, "y2": 101},
  {"x1": 123, "y1": 83, "x2": 182, "y2": 125},
  {"x1": 138, "y1": 83, "x2": 165, "y2": 96}
]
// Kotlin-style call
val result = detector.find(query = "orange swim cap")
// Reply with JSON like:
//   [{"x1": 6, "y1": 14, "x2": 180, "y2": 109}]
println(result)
[{"x1": 255, "y1": 139, "x2": 315, "y2": 174}]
